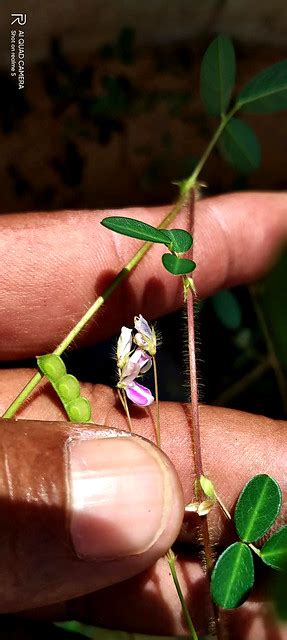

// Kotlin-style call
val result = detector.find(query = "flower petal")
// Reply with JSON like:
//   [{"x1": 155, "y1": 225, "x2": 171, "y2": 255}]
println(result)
[
  {"x1": 134, "y1": 333, "x2": 149, "y2": 349},
  {"x1": 126, "y1": 382, "x2": 154, "y2": 407},
  {"x1": 134, "y1": 314, "x2": 152, "y2": 339},
  {"x1": 117, "y1": 326, "x2": 133, "y2": 368}
]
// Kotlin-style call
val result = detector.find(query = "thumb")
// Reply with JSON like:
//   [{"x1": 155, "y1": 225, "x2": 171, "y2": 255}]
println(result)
[{"x1": 0, "y1": 419, "x2": 184, "y2": 613}]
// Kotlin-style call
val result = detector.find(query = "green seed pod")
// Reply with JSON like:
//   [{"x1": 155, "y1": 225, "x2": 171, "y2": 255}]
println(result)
[
  {"x1": 37, "y1": 353, "x2": 92, "y2": 423},
  {"x1": 67, "y1": 397, "x2": 91, "y2": 423},
  {"x1": 56, "y1": 374, "x2": 80, "y2": 403},
  {"x1": 37, "y1": 354, "x2": 66, "y2": 382}
]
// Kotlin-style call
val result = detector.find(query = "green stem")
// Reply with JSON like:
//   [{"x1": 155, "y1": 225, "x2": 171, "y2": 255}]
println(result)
[
  {"x1": 214, "y1": 491, "x2": 232, "y2": 521},
  {"x1": 249, "y1": 542, "x2": 262, "y2": 558},
  {"x1": 121, "y1": 389, "x2": 133, "y2": 432},
  {"x1": 2, "y1": 106, "x2": 237, "y2": 421},
  {"x1": 184, "y1": 104, "x2": 239, "y2": 191},
  {"x1": 2, "y1": 197, "x2": 186, "y2": 420},
  {"x1": 1, "y1": 371, "x2": 44, "y2": 419},
  {"x1": 166, "y1": 549, "x2": 198, "y2": 640},
  {"x1": 152, "y1": 356, "x2": 161, "y2": 447}
]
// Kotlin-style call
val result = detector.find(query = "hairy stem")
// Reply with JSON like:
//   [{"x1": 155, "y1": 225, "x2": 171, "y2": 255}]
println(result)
[
  {"x1": 2, "y1": 197, "x2": 186, "y2": 419},
  {"x1": 2, "y1": 108, "x2": 236, "y2": 420},
  {"x1": 166, "y1": 549, "x2": 198, "y2": 640},
  {"x1": 152, "y1": 356, "x2": 161, "y2": 447},
  {"x1": 186, "y1": 195, "x2": 224, "y2": 640}
]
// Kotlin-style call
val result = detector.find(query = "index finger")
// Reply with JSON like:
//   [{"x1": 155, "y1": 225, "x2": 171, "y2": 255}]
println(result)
[{"x1": 1, "y1": 191, "x2": 287, "y2": 359}]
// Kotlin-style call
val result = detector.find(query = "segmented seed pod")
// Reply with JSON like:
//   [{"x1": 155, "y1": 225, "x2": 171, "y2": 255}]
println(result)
[
  {"x1": 67, "y1": 397, "x2": 91, "y2": 423},
  {"x1": 38, "y1": 354, "x2": 66, "y2": 381},
  {"x1": 55, "y1": 374, "x2": 80, "y2": 403},
  {"x1": 37, "y1": 354, "x2": 92, "y2": 424}
]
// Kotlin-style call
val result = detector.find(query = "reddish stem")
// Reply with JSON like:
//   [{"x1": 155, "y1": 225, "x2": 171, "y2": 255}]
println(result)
[{"x1": 186, "y1": 193, "x2": 224, "y2": 639}]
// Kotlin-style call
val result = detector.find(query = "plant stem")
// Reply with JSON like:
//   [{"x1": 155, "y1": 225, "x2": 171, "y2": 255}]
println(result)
[
  {"x1": 122, "y1": 390, "x2": 133, "y2": 432},
  {"x1": 186, "y1": 195, "x2": 224, "y2": 640},
  {"x1": 214, "y1": 491, "x2": 232, "y2": 521},
  {"x1": 117, "y1": 389, "x2": 133, "y2": 432},
  {"x1": 249, "y1": 542, "x2": 262, "y2": 558},
  {"x1": 2, "y1": 107, "x2": 236, "y2": 421},
  {"x1": 2, "y1": 197, "x2": 187, "y2": 420},
  {"x1": 184, "y1": 104, "x2": 238, "y2": 191},
  {"x1": 166, "y1": 549, "x2": 198, "y2": 640},
  {"x1": 152, "y1": 356, "x2": 161, "y2": 447}
]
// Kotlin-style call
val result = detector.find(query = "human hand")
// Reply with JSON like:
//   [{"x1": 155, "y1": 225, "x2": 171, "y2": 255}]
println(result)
[{"x1": 0, "y1": 192, "x2": 286, "y2": 639}]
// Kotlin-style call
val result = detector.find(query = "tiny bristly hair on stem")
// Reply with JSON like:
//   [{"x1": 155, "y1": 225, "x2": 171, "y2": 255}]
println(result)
[
  {"x1": 4, "y1": 35, "x2": 287, "y2": 420},
  {"x1": 2, "y1": 33, "x2": 287, "y2": 640}
]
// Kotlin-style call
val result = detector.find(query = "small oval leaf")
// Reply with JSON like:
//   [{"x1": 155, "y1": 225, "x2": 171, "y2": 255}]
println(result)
[
  {"x1": 218, "y1": 118, "x2": 261, "y2": 174},
  {"x1": 235, "y1": 474, "x2": 282, "y2": 543},
  {"x1": 67, "y1": 397, "x2": 91, "y2": 423},
  {"x1": 37, "y1": 354, "x2": 66, "y2": 381},
  {"x1": 200, "y1": 35, "x2": 236, "y2": 116},
  {"x1": 101, "y1": 216, "x2": 170, "y2": 245},
  {"x1": 212, "y1": 289, "x2": 242, "y2": 330},
  {"x1": 162, "y1": 253, "x2": 196, "y2": 276},
  {"x1": 211, "y1": 542, "x2": 254, "y2": 609},
  {"x1": 164, "y1": 229, "x2": 193, "y2": 253},
  {"x1": 261, "y1": 526, "x2": 287, "y2": 570},
  {"x1": 237, "y1": 60, "x2": 287, "y2": 113}
]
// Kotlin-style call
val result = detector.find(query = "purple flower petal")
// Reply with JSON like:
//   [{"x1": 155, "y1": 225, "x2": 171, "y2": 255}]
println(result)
[
  {"x1": 126, "y1": 382, "x2": 154, "y2": 407},
  {"x1": 134, "y1": 314, "x2": 152, "y2": 339},
  {"x1": 133, "y1": 349, "x2": 152, "y2": 373}
]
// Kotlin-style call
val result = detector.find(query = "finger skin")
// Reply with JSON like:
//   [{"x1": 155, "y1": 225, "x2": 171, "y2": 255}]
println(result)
[
  {"x1": 0, "y1": 370, "x2": 286, "y2": 544},
  {"x1": 1, "y1": 192, "x2": 287, "y2": 359},
  {"x1": 66, "y1": 555, "x2": 287, "y2": 640},
  {"x1": 0, "y1": 419, "x2": 184, "y2": 613},
  {"x1": 0, "y1": 373, "x2": 286, "y2": 637}
]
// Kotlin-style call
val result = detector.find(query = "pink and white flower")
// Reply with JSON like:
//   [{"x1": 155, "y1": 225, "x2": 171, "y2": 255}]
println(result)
[
  {"x1": 126, "y1": 381, "x2": 154, "y2": 407},
  {"x1": 119, "y1": 348, "x2": 152, "y2": 387},
  {"x1": 117, "y1": 343, "x2": 154, "y2": 407}
]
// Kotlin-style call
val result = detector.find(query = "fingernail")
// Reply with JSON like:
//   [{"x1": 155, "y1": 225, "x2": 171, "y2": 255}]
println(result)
[{"x1": 69, "y1": 435, "x2": 172, "y2": 560}]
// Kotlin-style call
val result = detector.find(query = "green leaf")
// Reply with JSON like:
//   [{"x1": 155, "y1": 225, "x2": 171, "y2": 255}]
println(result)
[
  {"x1": 211, "y1": 542, "x2": 254, "y2": 608},
  {"x1": 162, "y1": 253, "x2": 196, "y2": 276},
  {"x1": 237, "y1": 60, "x2": 287, "y2": 112},
  {"x1": 212, "y1": 289, "x2": 242, "y2": 330},
  {"x1": 101, "y1": 216, "x2": 170, "y2": 245},
  {"x1": 235, "y1": 474, "x2": 282, "y2": 543},
  {"x1": 261, "y1": 526, "x2": 287, "y2": 570},
  {"x1": 200, "y1": 35, "x2": 236, "y2": 116},
  {"x1": 164, "y1": 229, "x2": 193, "y2": 253},
  {"x1": 218, "y1": 118, "x2": 261, "y2": 174}
]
